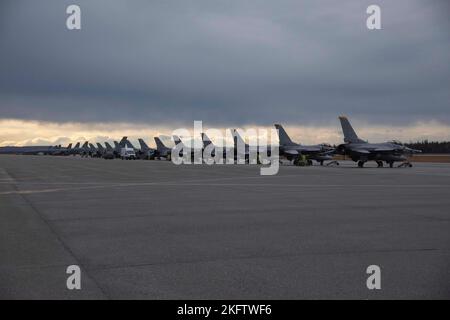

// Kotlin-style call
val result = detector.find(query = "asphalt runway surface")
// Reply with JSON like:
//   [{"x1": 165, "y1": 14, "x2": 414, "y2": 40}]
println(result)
[{"x1": 1, "y1": 155, "x2": 449, "y2": 299}]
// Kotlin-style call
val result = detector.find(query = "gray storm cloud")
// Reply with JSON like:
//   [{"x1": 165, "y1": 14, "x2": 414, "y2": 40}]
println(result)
[{"x1": 0, "y1": 0, "x2": 449, "y2": 127}]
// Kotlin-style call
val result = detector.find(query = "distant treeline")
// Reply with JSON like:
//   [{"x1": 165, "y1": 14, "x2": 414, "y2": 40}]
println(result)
[{"x1": 403, "y1": 140, "x2": 450, "y2": 154}]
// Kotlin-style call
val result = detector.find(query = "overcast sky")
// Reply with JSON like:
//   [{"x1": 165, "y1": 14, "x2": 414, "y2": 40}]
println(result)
[{"x1": 0, "y1": 0, "x2": 449, "y2": 145}]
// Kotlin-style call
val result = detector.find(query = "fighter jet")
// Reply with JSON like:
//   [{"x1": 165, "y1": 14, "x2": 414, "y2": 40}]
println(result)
[
  {"x1": 154, "y1": 137, "x2": 172, "y2": 159},
  {"x1": 123, "y1": 137, "x2": 138, "y2": 150},
  {"x1": 173, "y1": 135, "x2": 205, "y2": 161},
  {"x1": 96, "y1": 143, "x2": 105, "y2": 154},
  {"x1": 201, "y1": 132, "x2": 218, "y2": 157},
  {"x1": 231, "y1": 129, "x2": 264, "y2": 163},
  {"x1": 137, "y1": 138, "x2": 156, "y2": 159},
  {"x1": 88, "y1": 143, "x2": 101, "y2": 157},
  {"x1": 337, "y1": 116, "x2": 421, "y2": 168},
  {"x1": 274, "y1": 124, "x2": 335, "y2": 165},
  {"x1": 113, "y1": 141, "x2": 120, "y2": 152},
  {"x1": 70, "y1": 142, "x2": 81, "y2": 155},
  {"x1": 0, "y1": 145, "x2": 59, "y2": 155},
  {"x1": 201, "y1": 133, "x2": 213, "y2": 150},
  {"x1": 200, "y1": 132, "x2": 234, "y2": 161},
  {"x1": 103, "y1": 142, "x2": 116, "y2": 159},
  {"x1": 50, "y1": 143, "x2": 72, "y2": 156},
  {"x1": 80, "y1": 141, "x2": 90, "y2": 157},
  {"x1": 112, "y1": 137, "x2": 130, "y2": 154},
  {"x1": 173, "y1": 135, "x2": 183, "y2": 147}
]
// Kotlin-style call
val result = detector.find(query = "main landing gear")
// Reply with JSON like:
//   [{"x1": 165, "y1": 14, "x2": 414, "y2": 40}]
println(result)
[
  {"x1": 376, "y1": 161, "x2": 383, "y2": 167},
  {"x1": 357, "y1": 160, "x2": 365, "y2": 168},
  {"x1": 293, "y1": 156, "x2": 313, "y2": 166}
]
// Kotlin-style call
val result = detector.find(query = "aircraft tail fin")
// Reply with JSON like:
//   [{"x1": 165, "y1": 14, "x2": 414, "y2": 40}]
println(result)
[
  {"x1": 154, "y1": 137, "x2": 169, "y2": 150},
  {"x1": 126, "y1": 139, "x2": 135, "y2": 149},
  {"x1": 173, "y1": 135, "x2": 182, "y2": 146},
  {"x1": 339, "y1": 116, "x2": 365, "y2": 143},
  {"x1": 232, "y1": 129, "x2": 246, "y2": 147},
  {"x1": 66, "y1": 143, "x2": 72, "y2": 150},
  {"x1": 201, "y1": 133, "x2": 212, "y2": 149},
  {"x1": 74, "y1": 142, "x2": 80, "y2": 149},
  {"x1": 96, "y1": 143, "x2": 104, "y2": 151},
  {"x1": 105, "y1": 142, "x2": 114, "y2": 151},
  {"x1": 81, "y1": 141, "x2": 89, "y2": 149},
  {"x1": 138, "y1": 138, "x2": 150, "y2": 151},
  {"x1": 118, "y1": 137, "x2": 127, "y2": 148},
  {"x1": 274, "y1": 124, "x2": 296, "y2": 146}
]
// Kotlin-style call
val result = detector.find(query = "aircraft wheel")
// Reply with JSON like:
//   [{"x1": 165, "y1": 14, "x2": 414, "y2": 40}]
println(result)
[
  {"x1": 389, "y1": 162, "x2": 394, "y2": 168},
  {"x1": 320, "y1": 160, "x2": 324, "y2": 166},
  {"x1": 357, "y1": 161, "x2": 364, "y2": 168}
]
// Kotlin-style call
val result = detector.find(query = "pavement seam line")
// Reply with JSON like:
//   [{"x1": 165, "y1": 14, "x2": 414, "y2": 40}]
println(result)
[{"x1": 2, "y1": 168, "x2": 111, "y2": 300}]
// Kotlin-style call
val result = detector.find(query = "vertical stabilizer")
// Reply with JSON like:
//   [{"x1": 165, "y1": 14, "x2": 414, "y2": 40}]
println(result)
[
  {"x1": 173, "y1": 135, "x2": 183, "y2": 146},
  {"x1": 118, "y1": 137, "x2": 127, "y2": 148},
  {"x1": 96, "y1": 143, "x2": 105, "y2": 152},
  {"x1": 154, "y1": 137, "x2": 168, "y2": 150},
  {"x1": 138, "y1": 138, "x2": 150, "y2": 151},
  {"x1": 232, "y1": 129, "x2": 247, "y2": 147},
  {"x1": 338, "y1": 116, "x2": 365, "y2": 143},
  {"x1": 274, "y1": 124, "x2": 296, "y2": 146},
  {"x1": 201, "y1": 133, "x2": 213, "y2": 149},
  {"x1": 105, "y1": 142, "x2": 114, "y2": 151}
]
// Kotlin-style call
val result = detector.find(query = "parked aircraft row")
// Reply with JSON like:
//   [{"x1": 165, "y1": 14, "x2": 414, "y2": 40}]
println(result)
[{"x1": 0, "y1": 117, "x2": 421, "y2": 167}]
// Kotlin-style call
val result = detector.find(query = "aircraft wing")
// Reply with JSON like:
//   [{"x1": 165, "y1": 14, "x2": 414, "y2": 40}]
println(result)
[
  {"x1": 320, "y1": 148, "x2": 336, "y2": 155},
  {"x1": 374, "y1": 148, "x2": 395, "y2": 152},
  {"x1": 352, "y1": 149, "x2": 371, "y2": 154},
  {"x1": 298, "y1": 146, "x2": 323, "y2": 153}
]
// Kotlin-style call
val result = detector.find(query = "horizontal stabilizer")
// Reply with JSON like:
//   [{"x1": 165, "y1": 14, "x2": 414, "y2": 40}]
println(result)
[{"x1": 284, "y1": 149, "x2": 299, "y2": 155}]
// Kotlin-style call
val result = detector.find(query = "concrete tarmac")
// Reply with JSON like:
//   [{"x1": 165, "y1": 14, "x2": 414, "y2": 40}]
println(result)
[{"x1": 1, "y1": 155, "x2": 449, "y2": 299}]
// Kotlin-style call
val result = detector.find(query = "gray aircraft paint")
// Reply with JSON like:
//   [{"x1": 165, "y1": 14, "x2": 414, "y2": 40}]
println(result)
[{"x1": 337, "y1": 116, "x2": 421, "y2": 167}]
